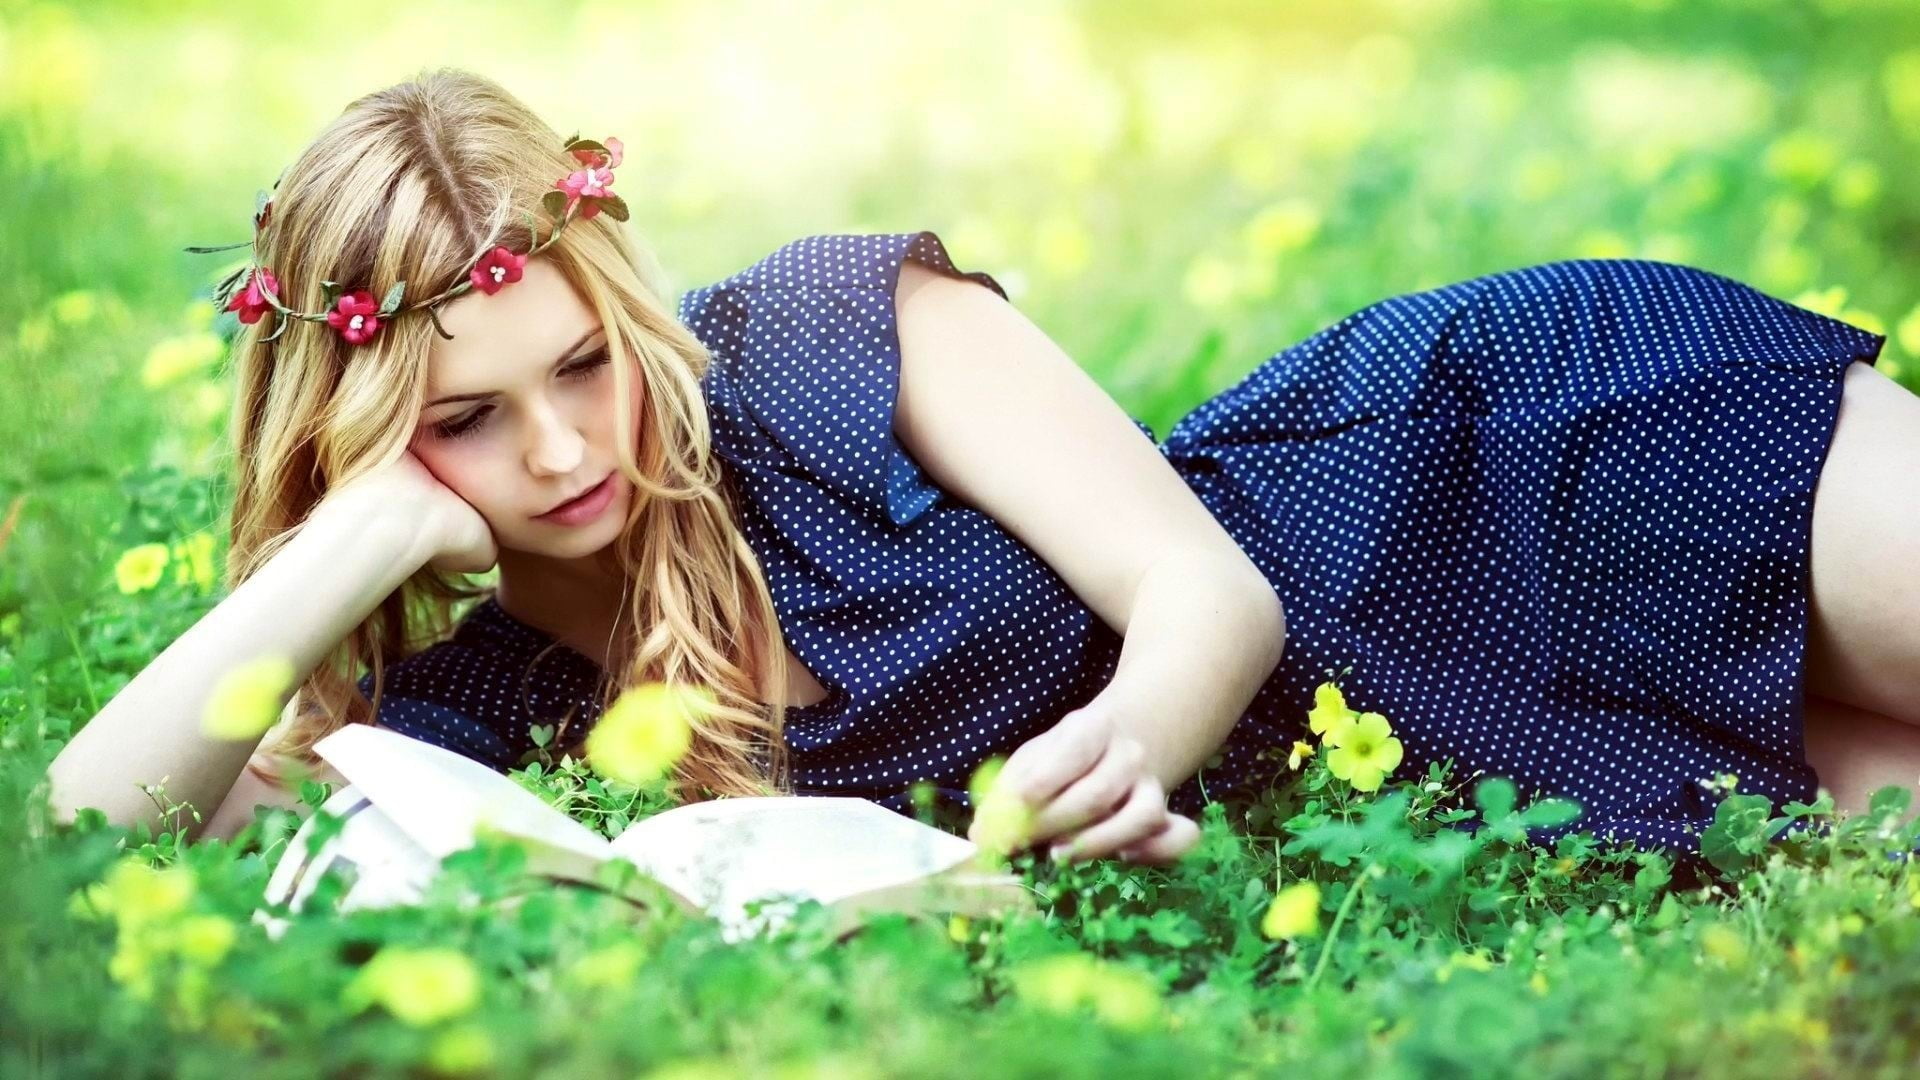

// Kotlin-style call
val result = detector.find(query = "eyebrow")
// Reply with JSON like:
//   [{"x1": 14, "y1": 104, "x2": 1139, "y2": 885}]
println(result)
[{"x1": 425, "y1": 328, "x2": 602, "y2": 407}]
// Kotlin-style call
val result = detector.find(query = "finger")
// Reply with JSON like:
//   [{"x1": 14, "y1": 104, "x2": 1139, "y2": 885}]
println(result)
[
  {"x1": 995, "y1": 710, "x2": 1111, "y2": 811},
  {"x1": 1054, "y1": 776, "x2": 1169, "y2": 864},
  {"x1": 1117, "y1": 813, "x2": 1200, "y2": 866},
  {"x1": 1028, "y1": 736, "x2": 1142, "y2": 842}
]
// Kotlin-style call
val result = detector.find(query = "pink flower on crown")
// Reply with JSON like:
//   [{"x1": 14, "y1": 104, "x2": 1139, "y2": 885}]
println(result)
[
  {"x1": 225, "y1": 267, "x2": 281, "y2": 325},
  {"x1": 555, "y1": 165, "x2": 617, "y2": 220},
  {"x1": 556, "y1": 137, "x2": 623, "y2": 220},
  {"x1": 325, "y1": 289, "x2": 383, "y2": 346},
  {"x1": 470, "y1": 246, "x2": 527, "y2": 295}
]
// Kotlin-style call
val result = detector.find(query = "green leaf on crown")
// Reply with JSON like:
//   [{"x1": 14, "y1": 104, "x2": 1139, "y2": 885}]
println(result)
[
  {"x1": 379, "y1": 280, "x2": 407, "y2": 316},
  {"x1": 542, "y1": 189, "x2": 570, "y2": 223},
  {"x1": 595, "y1": 194, "x2": 629, "y2": 222}
]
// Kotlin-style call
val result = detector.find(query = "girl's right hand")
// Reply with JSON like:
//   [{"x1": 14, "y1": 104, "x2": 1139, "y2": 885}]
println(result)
[{"x1": 321, "y1": 449, "x2": 499, "y2": 575}]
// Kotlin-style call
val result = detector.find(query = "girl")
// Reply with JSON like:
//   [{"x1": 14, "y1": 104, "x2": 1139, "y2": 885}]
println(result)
[{"x1": 46, "y1": 67, "x2": 1920, "y2": 873}]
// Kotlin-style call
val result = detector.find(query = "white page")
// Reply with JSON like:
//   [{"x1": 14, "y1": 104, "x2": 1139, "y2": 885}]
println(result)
[
  {"x1": 315, "y1": 724, "x2": 612, "y2": 866},
  {"x1": 607, "y1": 796, "x2": 979, "y2": 933}
]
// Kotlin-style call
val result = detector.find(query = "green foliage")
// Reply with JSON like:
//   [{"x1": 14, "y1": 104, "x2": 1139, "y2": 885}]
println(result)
[{"x1": 7, "y1": 0, "x2": 1920, "y2": 1075}]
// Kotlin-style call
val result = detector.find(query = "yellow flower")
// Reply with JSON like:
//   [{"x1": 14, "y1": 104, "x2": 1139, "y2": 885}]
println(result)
[
  {"x1": 1700, "y1": 924, "x2": 1748, "y2": 968},
  {"x1": 1286, "y1": 740, "x2": 1316, "y2": 771},
  {"x1": 1033, "y1": 211, "x2": 1093, "y2": 280},
  {"x1": 1436, "y1": 948, "x2": 1497, "y2": 983},
  {"x1": 428, "y1": 1023, "x2": 496, "y2": 1074},
  {"x1": 1243, "y1": 197, "x2": 1322, "y2": 258},
  {"x1": 342, "y1": 945, "x2": 481, "y2": 1027},
  {"x1": 585, "y1": 682, "x2": 701, "y2": 786},
  {"x1": 1830, "y1": 160, "x2": 1882, "y2": 210},
  {"x1": 1262, "y1": 880, "x2": 1321, "y2": 939},
  {"x1": 1181, "y1": 254, "x2": 1239, "y2": 310},
  {"x1": 1005, "y1": 952, "x2": 1162, "y2": 1031},
  {"x1": 170, "y1": 533, "x2": 219, "y2": 591},
  {"x1": 1763, "y1": 130, "x2": 1839, "y2": 188},
  {"x1": 562, "y1": 941, "x2": 649, "y2": 990},
  {"x1": 114, "y1": 542, "x2": 171, "y2": 594},
  {"x1": 1324, "y1": 712, "x2": 1404, "y2": 792},
  {"x1": 95, "y1": 857, "x2": 196, "y2": 926},
  {"x1": 1307, "y1": 681, "x2": 1357, "y2": 740},
  {"x1": 201, "y1": 654, "x2": 296, "y2": 740},
  {"x1": 140, "y1": 331, "x2": 225, "y2": 389},
  {"x1": 172, "y1": 914, "x2": 237, "y2": 967},
  {"x1": 50, "y1": 289, "x2": 99, "y2": 326},
  {"x1": 967, "y1": 756, "x2": 1035, "y2": 859}
]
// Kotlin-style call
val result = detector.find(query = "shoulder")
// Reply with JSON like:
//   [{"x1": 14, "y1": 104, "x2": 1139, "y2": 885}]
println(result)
[{"x1": 677, "y1": 231, "x2": 1007, "y2": 323}]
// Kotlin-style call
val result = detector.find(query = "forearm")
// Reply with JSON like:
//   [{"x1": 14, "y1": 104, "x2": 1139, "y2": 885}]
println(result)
[
  {"x1": 1082, "y1": 550, "x2": 1287, "y2": 793},
  {"x1": 45, "y1": 496, "x2": 433, "y2": 839}
]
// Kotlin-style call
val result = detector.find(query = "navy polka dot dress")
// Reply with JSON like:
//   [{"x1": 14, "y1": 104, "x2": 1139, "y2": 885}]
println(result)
[{"x1": 362, "y1": 230, "x2": 1888, "y2": 867}]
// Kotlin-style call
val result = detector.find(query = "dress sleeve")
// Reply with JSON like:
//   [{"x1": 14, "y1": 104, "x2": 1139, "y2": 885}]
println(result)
[{"x1": 688, "y1": 231, "x2": 1012, "y2": 529}]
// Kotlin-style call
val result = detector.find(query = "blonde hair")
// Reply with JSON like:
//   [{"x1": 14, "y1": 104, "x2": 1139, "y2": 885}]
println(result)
[{"x1": 232, "y1": 67, "x2": 793, "y2": 801}]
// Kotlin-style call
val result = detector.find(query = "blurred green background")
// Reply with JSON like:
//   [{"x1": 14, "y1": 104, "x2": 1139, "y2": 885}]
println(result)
[{"x1": 2, "y1": 0, "x2": 1917, "y2": 699}]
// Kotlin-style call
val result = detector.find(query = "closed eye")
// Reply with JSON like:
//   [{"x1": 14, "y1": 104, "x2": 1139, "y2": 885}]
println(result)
[{"x1": 431, "y1": 348, "x2": 610, "y2": 442}]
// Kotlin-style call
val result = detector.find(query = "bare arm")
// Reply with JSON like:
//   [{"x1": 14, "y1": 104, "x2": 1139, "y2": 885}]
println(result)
[{"x1": 44, "y1": 491, "x2": 437, "y2": 842}]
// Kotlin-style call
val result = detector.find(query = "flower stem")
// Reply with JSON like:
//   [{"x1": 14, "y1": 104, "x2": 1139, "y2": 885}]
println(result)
[{"x1": 1306, "y1": 862, "x2": 1373, "y2": 991}]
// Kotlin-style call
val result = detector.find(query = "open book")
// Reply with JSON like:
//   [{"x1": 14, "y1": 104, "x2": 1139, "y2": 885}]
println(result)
[{"x1": 253, "y1": 724, "x2": 1034, "y2": 942}]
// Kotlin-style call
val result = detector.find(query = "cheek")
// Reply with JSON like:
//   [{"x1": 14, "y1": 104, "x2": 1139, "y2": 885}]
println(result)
[{"x1": 410, "y1": 439, "x2": 497, "y2": 513}]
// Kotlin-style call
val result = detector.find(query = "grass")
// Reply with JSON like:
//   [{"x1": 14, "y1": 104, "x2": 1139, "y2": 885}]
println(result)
[{"x1": 5, "y1": 0, "x2": 1920, "y2": 1075}]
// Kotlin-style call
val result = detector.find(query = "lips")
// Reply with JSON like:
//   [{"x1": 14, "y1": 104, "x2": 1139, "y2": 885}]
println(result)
[{"x1": 540, "y1": 473, "x2": 611, "y2": 516}]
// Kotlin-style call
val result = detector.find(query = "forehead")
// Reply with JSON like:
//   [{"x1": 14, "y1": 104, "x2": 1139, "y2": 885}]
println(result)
[{"x1": 425, "y1": 256, "x2": 599, "y2": 384}]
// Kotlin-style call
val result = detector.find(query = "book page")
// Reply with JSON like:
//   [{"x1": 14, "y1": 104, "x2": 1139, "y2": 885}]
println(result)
[
  {"x1": 315, "y1": 724, "x2": 612, "y2": 866},
  {"x1": 607, "y1": 796, "x2": 980, "y2": 931}
]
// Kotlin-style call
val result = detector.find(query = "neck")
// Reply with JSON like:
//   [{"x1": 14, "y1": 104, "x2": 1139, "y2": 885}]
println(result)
[{"x1": 493, "y1": 545, "x2": 630, "y2": 671}]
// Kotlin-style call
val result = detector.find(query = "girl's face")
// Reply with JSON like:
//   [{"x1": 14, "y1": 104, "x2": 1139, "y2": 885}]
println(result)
[{"x1": 409, "y1": 256, "x2": 639, "y2": 558}]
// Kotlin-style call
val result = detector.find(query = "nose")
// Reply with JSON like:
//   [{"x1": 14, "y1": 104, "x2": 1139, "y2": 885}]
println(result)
[{"x1": 524, "y1": 397, "x2": 586, "y2": 478}]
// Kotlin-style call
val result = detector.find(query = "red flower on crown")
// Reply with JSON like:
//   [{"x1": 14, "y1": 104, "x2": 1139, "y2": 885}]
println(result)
[
  {"x1": 325, "y1": 290, "x2": 383, "y2": 346},
  {"x1": 194, "y1": 134, "x2": 626, "y2": 348},
  {"x1": 470, "y1": 246, "x2": 527, "y2": 295},
  {"x1": 225, "y1": 267, "x2": 281, "y2": 325}
]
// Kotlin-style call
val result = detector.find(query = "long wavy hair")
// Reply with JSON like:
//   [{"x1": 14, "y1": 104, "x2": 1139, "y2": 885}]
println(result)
[{"x1": 231, "y1": 67, "x2": 794, "y2": 801}]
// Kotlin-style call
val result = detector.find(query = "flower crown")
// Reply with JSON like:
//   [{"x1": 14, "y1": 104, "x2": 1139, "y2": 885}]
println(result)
[{"x1": 185, "y1": 133, "x2": 626, "y2": 348}]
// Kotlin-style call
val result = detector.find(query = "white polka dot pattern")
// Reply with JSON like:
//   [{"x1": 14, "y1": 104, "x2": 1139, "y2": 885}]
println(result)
[{"x1": 360, "y1": 231, "x2": 1888, "y2": 870}]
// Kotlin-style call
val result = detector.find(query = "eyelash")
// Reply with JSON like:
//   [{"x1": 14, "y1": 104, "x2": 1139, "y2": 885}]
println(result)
[{"x1": 432, "y1": 350, "x2": 610, "y2": 442}]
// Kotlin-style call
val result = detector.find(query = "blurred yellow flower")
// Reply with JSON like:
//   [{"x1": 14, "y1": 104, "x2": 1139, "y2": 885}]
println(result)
[
  {"x1": 95, "y1": 857, "x2": 197, "y2": 926},
  {"x1": 1572, "y1": 230, "x2": 1632, "y2": 260},
  {"x1": 171, "y1": 532, "x2": 219, "y2": 591},
  {"x1": 141, "y1": 331, "x2": 225, "y2": 389},
  {"x1": 1763, "y1": 130, "x2": 1838, "y2": 188},
  {"x1": 343, "y1": 945, "x2": 481, "y2": 1027},
  {"x1": 1033, "y1": 211, "x2": 1092, "y2": 280},
  {"x1": 947, "y1": 913, "x2": 972, "y2": 943},
  {"x1": 50, "y1": 289, "x2": 99, "y2": 326},
  {"x1": 1895, "y1": 304, "x2": 1920, "y2": 358},
  {"x1": 1243, "y1": 197, "x2": 1322, "y2": 259},
  {"x1": 1435, "y1": 948, "x2": 1497, "y2": 982},
  {"x1": 967, "y1": 756, "x2": 1036, "y2": 859},
  {"x1": 585, "y1": 682, "x2": 701, "y2": 787},
  {"x1": 1324, "y1": 711, "x2": 1404, "y2": 792},
  {"x1": 1286, "y1": 740, "x2": 1315, "y2": 771},
  {"x1": 114, "y1": 542, "x2": 171, "y2": 594},
  {"x1": 183, "y1": 298, "x2": 219, "y2": 330},
  {"x1": 201, "y1": 654, "x2": 296, "y2": 739},
  {"x1": 1830, "y1": 160, "x2": 1882, "y2": 210},
  {"x1": 562, "y1": 940, "x2": 649, "y2": 990},
  {"x1": 1005, "y1": 951, "x2": 1162, "y2": 1031},
  {"x1": 1884, "y1": 50, "x2": 1920, "y2": 138},
  {"x1": 1181, "y1": 253, "x2": 1239, "y2": 310},
  {"x1": 1262, "y1": 880, "x2": 1321, "y2": 939},
  {"x1": 1791, "y1": 285, "x2": 1848, "y2": 318},
  {"x1": 1530, "y1": 970, "x2": 1550, "y2": 995},
  {"x1": 17, "y1": 314, "x2": 53, "y2": 354},
  {"x1": 1511, "y1": 152, "x2": 1568, "y2": 202},
  {"x1": 1753, "y1": 243, "x2": 1816, "y2": 294},
  {"x1": 428, "y1": 1023, "x2": 497, "y2": 1074},
  {"x1": 1700, "y1": 923, "x2": 1748, "y2": 967},
  {"x1": 172, "y1": 914, "x2": 237, "y2": 967}
]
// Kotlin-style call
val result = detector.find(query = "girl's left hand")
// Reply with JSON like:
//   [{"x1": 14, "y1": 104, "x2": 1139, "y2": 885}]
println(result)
[{"x1": 967, "y1": 703, "x2": 1200, "y2": 866}]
